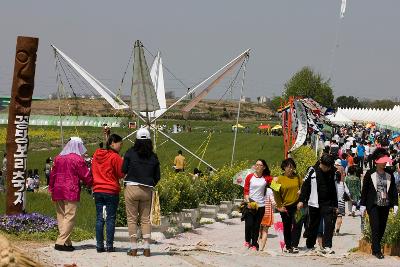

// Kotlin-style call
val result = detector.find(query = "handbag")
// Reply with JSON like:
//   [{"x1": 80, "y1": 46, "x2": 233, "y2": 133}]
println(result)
[{"x1": 150, "y1": 190, "x2": 161, "y2": 226}]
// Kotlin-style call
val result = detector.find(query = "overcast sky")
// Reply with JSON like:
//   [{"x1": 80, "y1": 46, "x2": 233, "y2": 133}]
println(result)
[{"x1": 0, "y1": 0, "x2": 399, "y2": 101}]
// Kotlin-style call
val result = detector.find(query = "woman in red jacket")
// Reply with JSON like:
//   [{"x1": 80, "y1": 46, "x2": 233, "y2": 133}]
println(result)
[
  {"x1": 91, "y1": 134, "x2": 125, "y2": 253},
  {"x1": 243, "y1": 159, "x2": 272, "y2": 251}
]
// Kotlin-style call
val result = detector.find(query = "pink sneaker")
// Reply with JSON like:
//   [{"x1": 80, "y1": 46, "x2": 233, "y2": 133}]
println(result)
[
  {"x1": 250, "y1": 246, "x2": 258, "y2": 251},
  {"x1": 243, "y1": 241, "x2": 250, "y2": 248}
]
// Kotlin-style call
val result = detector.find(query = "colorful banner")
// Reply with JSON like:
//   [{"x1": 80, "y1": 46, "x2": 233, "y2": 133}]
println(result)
[{"x1": 289, "y1": 100, "x2": 308, "y2": 152}]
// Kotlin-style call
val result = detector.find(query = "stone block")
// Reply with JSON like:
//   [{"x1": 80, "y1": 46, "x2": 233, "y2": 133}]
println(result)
[
  {"x1": 219, "y1": 200, "x2": 233, "y2": 213},
  {"x1": 168, "y1": 212, "x2": 183, "y2": 226},
  {"x1": 181, "y1": 208, "x2": 200, "y2": 227},
  {"x1": 200, "y1": 208, "x2": 217, "y2": 219},
  {"x1": 233, "y1": 198, "x2": 244, "y2": 208}
]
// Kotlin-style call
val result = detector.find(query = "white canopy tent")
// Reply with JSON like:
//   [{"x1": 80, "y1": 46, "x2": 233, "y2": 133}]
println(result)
[
  {"x1": 327, "y1": 110, "x2": 352, "y2": 125},
  {"x1": 329, "y1": 106, "x2": 400, "y2": 130}
]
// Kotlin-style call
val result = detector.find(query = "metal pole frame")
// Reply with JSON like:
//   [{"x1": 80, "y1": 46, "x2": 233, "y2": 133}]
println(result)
[
  {"x1": 149, "y1": 49, "x2": 251, "y2": 124},
  {"x1": 54, "y1": 45, "x2": 249, "y2": 171},
  {"x1": 231, "y1": 55, "x2": 249, "y2": 166},
  {"x1": 53, "y1": 48, "x2": 64, "y2": 148}
]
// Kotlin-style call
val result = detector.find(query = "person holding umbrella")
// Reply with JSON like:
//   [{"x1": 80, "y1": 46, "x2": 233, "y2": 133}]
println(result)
[{"x1": 243, "y1": 159, "x2": 272, "y2": 251}]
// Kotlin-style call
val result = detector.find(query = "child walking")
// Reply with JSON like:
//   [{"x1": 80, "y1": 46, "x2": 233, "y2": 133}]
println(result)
[{"x1": 259, "y1": 188, "x2": 275, "y2": 251}]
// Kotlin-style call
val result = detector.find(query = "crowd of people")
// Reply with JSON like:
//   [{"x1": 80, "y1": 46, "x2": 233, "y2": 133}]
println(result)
[
  {"x1": 242, "y1": 125, "x2": 399, "y2": 259},
  {"x1": 48, "y1": 128, "x2": 160, "y2": 257},
  {"x1": 1, "y1": 122, "x2": 399, "y2": 260}
]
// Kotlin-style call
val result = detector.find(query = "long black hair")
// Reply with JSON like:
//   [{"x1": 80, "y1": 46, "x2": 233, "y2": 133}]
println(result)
[
  {"x1": 106, "y1": 134, "x2": 123, "y2": 150},
  {"x1": 256, "y1": 159, "x2": 271, "y2": 176},
  {"x1": 133, "y1": 139, "x2": 154, "y2": 159}
]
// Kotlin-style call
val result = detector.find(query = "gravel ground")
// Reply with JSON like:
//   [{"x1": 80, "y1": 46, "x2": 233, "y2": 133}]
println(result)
[{"x1": 33, "y1": 214, "x2": 400, "y2": 267}]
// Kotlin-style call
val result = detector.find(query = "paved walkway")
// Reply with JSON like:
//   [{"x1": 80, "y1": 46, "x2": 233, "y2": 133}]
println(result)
[{"x1": 36, "y1": 215, "x2": 400, "y2": 267}]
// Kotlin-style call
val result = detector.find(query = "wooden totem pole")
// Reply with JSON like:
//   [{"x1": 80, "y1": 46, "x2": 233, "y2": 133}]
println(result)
[{"x1": 5, "y1": 36, "x2": 39, "y2": 214}]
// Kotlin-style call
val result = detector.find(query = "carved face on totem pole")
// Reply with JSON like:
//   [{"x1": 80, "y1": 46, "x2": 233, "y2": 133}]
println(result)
[
  {"x1": 5, "y1": 36, "x2": 38, "y2": 215},
  {"x1": 13, "y1": 38, "x2": 37, "y2": 113}
]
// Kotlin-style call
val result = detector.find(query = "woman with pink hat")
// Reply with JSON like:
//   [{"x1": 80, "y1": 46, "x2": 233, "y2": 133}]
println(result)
[{"x1": 360, "y1": 148, "x2": 398, "y2": 259}]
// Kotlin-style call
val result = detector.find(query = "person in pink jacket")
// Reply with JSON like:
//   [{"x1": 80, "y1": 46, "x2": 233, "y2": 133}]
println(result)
[{"x1": 49, "y1": 137, "x2": 93, "y2": 252}]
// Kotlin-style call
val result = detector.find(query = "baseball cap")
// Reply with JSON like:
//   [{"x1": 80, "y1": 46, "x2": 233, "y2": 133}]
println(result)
[
  {"x1": 375, "y1": 155, "x2": 393, "y2": 164},
  {"x1": 136, "y1": 128, "x2": 151, "y2": 140},
  {"x1": 334, "y1": 159, "x2": 342, "y2": 166}
]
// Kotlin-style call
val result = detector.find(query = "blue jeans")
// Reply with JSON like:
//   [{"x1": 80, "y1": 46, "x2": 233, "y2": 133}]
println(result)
[{"x1": 94, "y1": 192, "x2": 119, "y2": 249}]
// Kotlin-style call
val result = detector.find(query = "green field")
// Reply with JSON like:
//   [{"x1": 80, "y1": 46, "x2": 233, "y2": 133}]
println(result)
[
  {"x1": 0, "y1": 119, "x2": 283, "y2": 176},
  {"x1": 0, "y1": 119, "x2": 283, "y2": 240}
]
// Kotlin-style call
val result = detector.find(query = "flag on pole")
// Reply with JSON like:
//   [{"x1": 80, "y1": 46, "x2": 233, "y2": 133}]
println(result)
[{"x1": 340, "y1": 0, "x2": 347, "y2": 18}]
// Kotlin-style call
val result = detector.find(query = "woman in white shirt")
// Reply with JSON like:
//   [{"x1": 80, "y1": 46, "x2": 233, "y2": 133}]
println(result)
[{"x1": 243, "y1": 159, "x2": 272, "y2": 251}]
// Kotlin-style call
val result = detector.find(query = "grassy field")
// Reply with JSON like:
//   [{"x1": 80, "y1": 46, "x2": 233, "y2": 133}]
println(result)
[
  {"x1": 0, "y1": 119, "x2": 283, "y2": 240},
  {"x1": 0, "y1": 119, "x2": 283, "y2": 176}
]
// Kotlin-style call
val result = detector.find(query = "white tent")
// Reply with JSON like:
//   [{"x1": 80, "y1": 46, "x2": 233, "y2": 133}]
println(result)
[
  {"x1": 327, "y1": 109, "x2": 352, "y2": 125},
  {"x1": 333, "y1": 106, "x2": 400, "y2": 130}
]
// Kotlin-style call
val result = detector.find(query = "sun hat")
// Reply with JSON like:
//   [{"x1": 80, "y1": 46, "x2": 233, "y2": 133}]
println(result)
[
  {"x1": 375, "y1": 155, "x2": 393, "y2": 164},
  {"x1": 136, "y1": 128, "x2": 151, "y2": 140},
  {"x1": 334, "y1": 159, "x2": 342, "y2": 166}
]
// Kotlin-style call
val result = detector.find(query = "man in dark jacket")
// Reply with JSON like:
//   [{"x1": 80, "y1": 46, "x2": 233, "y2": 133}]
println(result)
[{"x1": 298, "y1": 154, "x2": 338, "y2": 254}]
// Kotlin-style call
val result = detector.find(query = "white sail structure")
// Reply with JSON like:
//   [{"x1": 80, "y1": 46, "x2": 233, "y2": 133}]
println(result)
[
  {"x1": 340, "y1": 0, "x2": 347, "y2": 18},
  {"x1": 141, "y1": 52, "x2": 167, "y2": 118},
  {"x1": 52, "y1": 45, "x2": 129, "y2": 110}
]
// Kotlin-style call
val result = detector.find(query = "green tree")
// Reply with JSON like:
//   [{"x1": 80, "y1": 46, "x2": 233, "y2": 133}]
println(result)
[
  {"x1": 335, "y1": 96, "x2": 363, "y2": 108},
  {"x1": 268, "y1": 96, "x2": 283, "y2": 111},
  {"x1": 360, "y1": 99, "x2": 398, "y2": 110},
  {"x1": 284, "y1": 66, "x2": 334, "y2": 107}
]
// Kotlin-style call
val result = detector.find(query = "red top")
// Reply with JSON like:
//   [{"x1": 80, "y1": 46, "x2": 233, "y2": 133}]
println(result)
[
  {"x1": 92, "y1": 149, "x2": 125, "y2": 194},
  {"x1": 243, "y1": 173, "x2": 272, "y2": 196}
]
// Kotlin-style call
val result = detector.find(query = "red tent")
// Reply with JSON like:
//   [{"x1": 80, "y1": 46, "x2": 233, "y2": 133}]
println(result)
[{"x1": 258, "y1": 124, "x2": 271, "y2": 129}]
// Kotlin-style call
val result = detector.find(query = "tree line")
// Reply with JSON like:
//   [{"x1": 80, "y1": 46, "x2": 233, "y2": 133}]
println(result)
[{"x1": 267, "y1": 66, "x2": 399, "y2": 111}]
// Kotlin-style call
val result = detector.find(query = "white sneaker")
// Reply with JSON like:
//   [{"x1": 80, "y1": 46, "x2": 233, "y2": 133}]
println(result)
[{"x1": 321, "y1": 247, "x2": 335, "y2": 254}]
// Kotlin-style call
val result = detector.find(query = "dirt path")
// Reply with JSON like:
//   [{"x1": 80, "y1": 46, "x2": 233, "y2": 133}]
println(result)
[{"x1": 34, "y1": 215, "x2": 399, "y2": 267}]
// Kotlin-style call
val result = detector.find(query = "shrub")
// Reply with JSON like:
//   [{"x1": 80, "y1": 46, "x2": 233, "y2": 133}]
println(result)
[
  {"x1": 116, "y1": 161, "x2": 248, "y2": 224},
  {"x1": 290, "y1": 145, "x2": 318, "y2": 179},
  {"x1": 116, "y1": 192, "x2": 127, "y2": 227},
  {"x1": 197, "y1": 162, "x2": 247, "y2": 205},
  {"x1": 156, "y1": 169, "x2": 202, "y2": 214},
  {"x1": 362, "y1": 200, "x2": 400, "y2": 245},
  {"x1": 270, "y1": 145, "x2": 317, "y2": 179}
]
